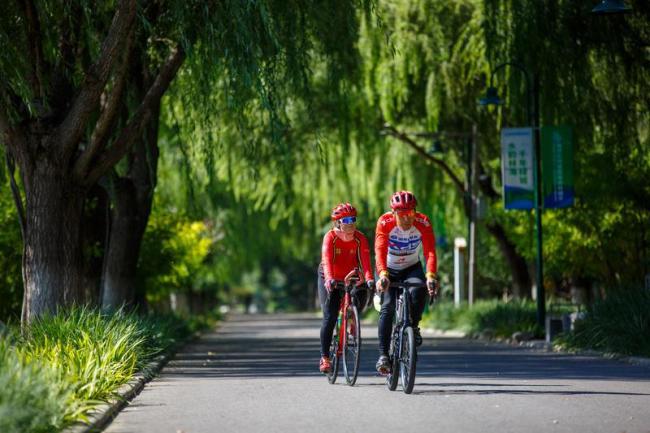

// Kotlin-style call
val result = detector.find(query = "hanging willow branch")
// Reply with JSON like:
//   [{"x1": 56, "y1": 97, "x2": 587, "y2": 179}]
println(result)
[{"x1": 381, "y1": 123, "x2": 466, "y2": 194}]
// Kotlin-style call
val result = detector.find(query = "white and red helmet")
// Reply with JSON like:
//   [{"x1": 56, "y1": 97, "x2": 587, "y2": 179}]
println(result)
[
  {"x1": 390, "y1": 190, "x2": 417, "y2": 210},
  {"x1": 331, "y1": 202, "x2": 357, "y2": 221}
]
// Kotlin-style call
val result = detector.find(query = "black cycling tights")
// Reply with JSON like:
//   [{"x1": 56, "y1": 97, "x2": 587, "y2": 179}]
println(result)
[
  {"x1": 317, "y1": 269, "x2": 367, "y2": 357},
  {"x1": 377, "y1": 263, "x2": 427, "y2": 356}
]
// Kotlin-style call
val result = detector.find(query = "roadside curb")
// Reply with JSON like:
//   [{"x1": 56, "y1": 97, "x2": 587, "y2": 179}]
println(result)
[
  {"x1": 61, "y1": 333, "x2": 199, "y2": 433},
  {"x1": 462, "y1": 332, "x2": 650, "y2": 369}
]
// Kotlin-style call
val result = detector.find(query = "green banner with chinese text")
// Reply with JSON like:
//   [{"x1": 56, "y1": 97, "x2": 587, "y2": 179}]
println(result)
[{"x1": 541, "y1": 126, "x2": 574, "y2": 208}]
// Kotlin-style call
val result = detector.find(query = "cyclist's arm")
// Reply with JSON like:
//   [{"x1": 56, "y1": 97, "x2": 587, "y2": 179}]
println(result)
[
  {"x1": 321, "y1": 231, "x2": 336, "y2": 281},
  {"x1": 374, "y1": 215, "x2": 391, "y2": 276},
  {"x1": 416, "y1": 215, "x2": 437, "y2": 274},
  {"x1": 357, "y1": 232, "x2": 374, "y2": 282}
]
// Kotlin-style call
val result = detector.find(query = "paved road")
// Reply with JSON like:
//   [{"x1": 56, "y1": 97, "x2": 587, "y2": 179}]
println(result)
[{"x1": 104, "y1": 313, "x2": 650, "y2": 433}]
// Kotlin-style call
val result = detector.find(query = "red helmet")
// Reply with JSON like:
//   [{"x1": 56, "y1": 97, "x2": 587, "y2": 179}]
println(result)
[
  {"x1": 331, "y1": 202, "x2": 357, "y2": 220},
  {"x1": 390, "y1": 191, "x2": 417, "y2": 210}
]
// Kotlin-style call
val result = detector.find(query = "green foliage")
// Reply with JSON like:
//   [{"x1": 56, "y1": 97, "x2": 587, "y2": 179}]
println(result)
[
  {"x1": 0, "y1": 339, "x2": 70, "y2": 433},
  {"x1": 482, "y1": 0, "x2": 650, "y2": 288},
  {"x1": 0, "y1": 308, "x2": 193, "y2": 432},
  {"x1": 556, "y1": 288, "x2": 650, "y2": 357},
  {"x1": 137, "y1": 210, "x2": 213, "y2": 303},
  {"x1": 0, "y1": 150, "x2": 24, "y2": 322},
  {"x1": 422, "y1": 299, "x2": 547, "y2": 338}
]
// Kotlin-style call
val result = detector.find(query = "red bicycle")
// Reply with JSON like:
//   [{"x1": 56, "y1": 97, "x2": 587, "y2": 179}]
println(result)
[{"x1": 326, "y1": 269, "x2": 362, "y2": 386}]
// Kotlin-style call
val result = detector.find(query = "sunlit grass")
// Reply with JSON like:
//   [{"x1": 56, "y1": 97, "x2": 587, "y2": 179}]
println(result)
[
  {"x1": 0, "y1": 338, "x2": 70, "y2": 433},
  {"x1": 0, "y1": 307, "x2": 200, "y2": 433}
]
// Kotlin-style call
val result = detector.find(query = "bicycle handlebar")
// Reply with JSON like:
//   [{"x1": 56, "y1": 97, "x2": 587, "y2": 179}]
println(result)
[
  {"x1": 388, "y1": 281, "x2": 426, "y2": 289},
  {"x1": 332, "y1": 278, "x2": 361, "y2": 291},
  {"x1": 387, "y1": 281, "x2": 437, "y2": 305}
]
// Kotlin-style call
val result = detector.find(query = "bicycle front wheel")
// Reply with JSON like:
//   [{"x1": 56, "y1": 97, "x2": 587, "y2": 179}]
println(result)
[
  {"x1": 399, "y1": 326, "x2": 416, "y2": 394},
  {"x1": 342, "y1": 304, "x2": 361, "y2": 386},
  {"x1": 327, "y1": 325, "x2": 340, "y2": 384}
]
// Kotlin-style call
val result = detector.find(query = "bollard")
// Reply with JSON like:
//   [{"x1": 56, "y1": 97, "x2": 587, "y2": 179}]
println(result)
[
  {"x1": 454, "y1": 237, "x2": 467, "y2": 307},
  {"x1": 545, "y1": 315, "x2": 564, "y2": 343}
]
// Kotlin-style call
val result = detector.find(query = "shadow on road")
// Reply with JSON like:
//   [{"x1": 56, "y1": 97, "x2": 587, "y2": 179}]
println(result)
[{"x1": 160, "y1": 314, "x2": 650, "y2": 388}]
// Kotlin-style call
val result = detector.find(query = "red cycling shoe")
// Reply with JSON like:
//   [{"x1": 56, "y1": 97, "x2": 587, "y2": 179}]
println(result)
[{"x1": 319, "y1": 356, "x2": 332, "y2": 373}]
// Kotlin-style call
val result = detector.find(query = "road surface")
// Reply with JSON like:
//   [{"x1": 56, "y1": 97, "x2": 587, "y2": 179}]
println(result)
[{"x1": 104, "y1": 313, "x2": 650, "y2": 433}]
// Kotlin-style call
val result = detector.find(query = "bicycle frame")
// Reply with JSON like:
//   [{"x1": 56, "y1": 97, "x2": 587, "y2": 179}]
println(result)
[
  {"x1": 335, "y1": 289, "x2": 351, "y2": 357},
  {"x1": 389, "y1": 280, "x2": 427, "y2": 340},
  {"x1": 332, "y1": 283, "x2": 356, "y2": 357},
  {"x1": 391, "y1": 284, "x2": 412, "y2": 359}
]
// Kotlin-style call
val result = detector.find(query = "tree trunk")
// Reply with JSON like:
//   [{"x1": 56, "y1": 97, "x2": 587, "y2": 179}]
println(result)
[
  {"x1": 81, "y1": 185, "x2": 110, "y2": 305},
  {"x1": 101, "y1": 103, "x2": 160, "y2": 311},
  {"x1": 21, "y1": 161, "x2": 85, "y2": 324},
  {"x1": 100, "y1": 177, "x2": 137, "y2": 309},
  {"x1": 485, "y1": 222, "x2": 532, "y2": 299}
]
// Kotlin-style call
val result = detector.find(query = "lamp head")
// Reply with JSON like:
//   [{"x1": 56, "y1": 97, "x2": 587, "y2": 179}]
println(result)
[
  {"x1": 429, "y1": 139, "x2": 444, "y2": 155},
  {"x1": 591, "y1": 0, "x2": 632, "y2": 14},
  {"x1": 479, "y1": 87, "x2": 503, "y2": 106}
]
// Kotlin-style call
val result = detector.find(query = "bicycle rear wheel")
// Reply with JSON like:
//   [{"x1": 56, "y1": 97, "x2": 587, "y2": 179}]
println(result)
[
  {"x1": 386, "y1": 328, "x2": 399, "y2": 391},
  {"x1": 327, "y1": 325, "x2": 340, "y2": 384},
  {"x1": 399, "y1": 326, "x2": 416, "y2": 394},
  {"x1": 342, "y1": 304, "x2": 361, "y2": 386}
]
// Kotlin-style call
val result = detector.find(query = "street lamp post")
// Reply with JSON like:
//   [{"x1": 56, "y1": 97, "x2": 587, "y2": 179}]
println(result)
[{"x1": 480, "y1": 62, "x2": 546, "y2": 329}]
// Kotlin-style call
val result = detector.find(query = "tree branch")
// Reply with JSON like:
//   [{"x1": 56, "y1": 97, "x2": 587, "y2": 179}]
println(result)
[
  {"x1": 53, "y1": 0, "x2": 136, "y2": 162},
  {"x1": 382, "y1": 124, "x2": 467, "y2": 194},
  {"x1": 18, "y1": 0, "x2": 46, "y2": 99},
  {"x1": 478, "y1": 159, "x2": 501, "y2": 199},
  {"x1": 73, "y1": 28, "x2": 135, "y2": 182},
  {"x1": 84, "y1": 45, "x2": 186, "y2": 187}
]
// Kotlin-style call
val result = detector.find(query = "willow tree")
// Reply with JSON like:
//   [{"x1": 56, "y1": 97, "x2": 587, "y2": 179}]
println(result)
[
  {"x1": 0, "y1": 0, "x2": 371, "y2": 323},
  {"x1": 482, "y1": 0, "x2": 650, "y2": 291},
  {"x1": 344, "y1": 0, "x2": 536, "y2": 296}
]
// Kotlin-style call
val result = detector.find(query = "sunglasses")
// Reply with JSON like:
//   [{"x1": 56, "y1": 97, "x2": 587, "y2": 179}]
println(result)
[
  {"x1": 339, "y1": 216, "x2": 357, "y2": 224},
  {"x1": 395, "y1": 210, "x2": 416, "y2": 217}
]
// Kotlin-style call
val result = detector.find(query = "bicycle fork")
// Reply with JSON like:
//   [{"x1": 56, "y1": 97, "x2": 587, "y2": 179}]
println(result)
[{"x1": 394, "y1": 292, "x2": 411, "y2": 362}]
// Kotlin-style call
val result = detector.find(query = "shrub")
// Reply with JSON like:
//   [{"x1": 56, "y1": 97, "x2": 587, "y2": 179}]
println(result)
[
  {"x1": 422, "y1": 299, "x2": 545, "y2": 338},
  {"x1": 556, "y1": 288, "x2": 650, "y2": 357},
  {"x1": 0, "y1": 338, "x2": 70, "y2": 433}
]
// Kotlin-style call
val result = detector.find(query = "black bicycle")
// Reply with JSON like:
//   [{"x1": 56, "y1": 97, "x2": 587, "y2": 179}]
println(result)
[{"x1": 385, "y1": 281, "x2": 432, "y2": 394}]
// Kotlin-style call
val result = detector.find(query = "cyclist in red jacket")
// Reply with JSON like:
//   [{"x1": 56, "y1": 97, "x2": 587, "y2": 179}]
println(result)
[
  {"x1": 318, "y1": 203, "x2": 375, "y2": 373},
  {"x1": 374, "y1": 191, "x2": 439, "y2": 374}
]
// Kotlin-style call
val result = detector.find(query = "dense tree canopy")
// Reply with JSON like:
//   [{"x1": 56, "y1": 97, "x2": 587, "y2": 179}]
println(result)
[{"x1": 1, "y1": 0, "x2": 648, "y2": 319}]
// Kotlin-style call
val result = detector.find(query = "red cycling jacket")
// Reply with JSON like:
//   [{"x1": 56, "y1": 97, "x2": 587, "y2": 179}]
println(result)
[
  {"x1": 321, "y1": 229, "x2": 374, "y2": 282},
  {"x1": 374, "y1": 212, "x2": 437, "y2": 275}
]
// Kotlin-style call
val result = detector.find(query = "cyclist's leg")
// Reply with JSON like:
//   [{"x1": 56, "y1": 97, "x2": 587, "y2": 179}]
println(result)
[
  {"x1": 321, "y1": 297, "x2": 341, "y2": 356},
  {"x1": 318, "y1": 270, "x2": 341, "y2": 356},
  {"x1": 378, "y1": 284, "x2": 397, "y2": 355},
  {"x1": 404, "y1": 264, "x2": 427, "y2": 329}
]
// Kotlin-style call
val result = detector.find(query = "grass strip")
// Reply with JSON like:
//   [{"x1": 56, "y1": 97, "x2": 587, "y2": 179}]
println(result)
[
  {"x1": 0, "y1": 307, "x2": 213, "y2": 433},
  {"x1": 421, "y1": 299, "x2": 578, "y2": 339}
]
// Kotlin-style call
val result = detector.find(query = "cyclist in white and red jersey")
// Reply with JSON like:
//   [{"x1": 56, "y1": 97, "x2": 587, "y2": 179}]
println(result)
[
  {"x1": 317, "y1": 203, "x2": 375, "y2": 374},
  {"x1": 374, "y1": 191, "x2": 440, "y2": 374}
]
